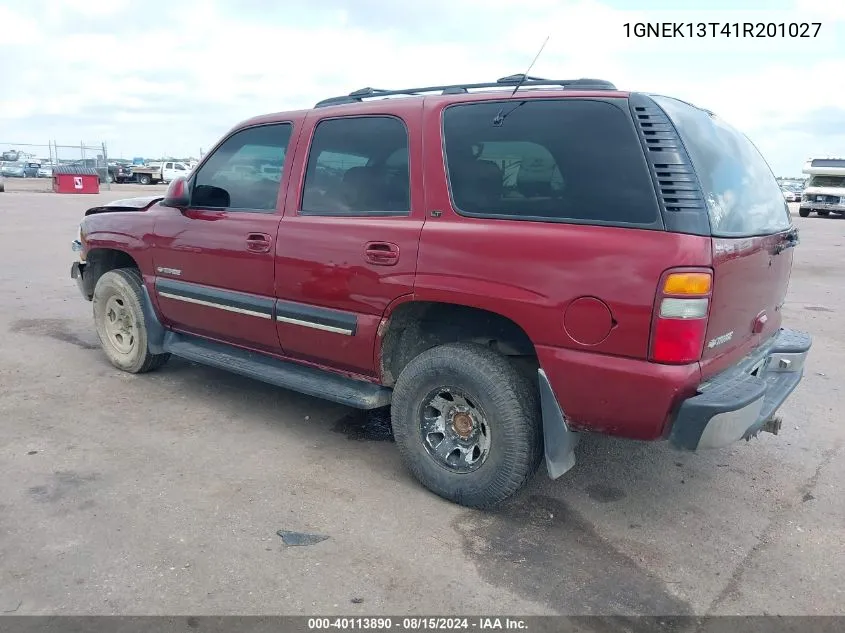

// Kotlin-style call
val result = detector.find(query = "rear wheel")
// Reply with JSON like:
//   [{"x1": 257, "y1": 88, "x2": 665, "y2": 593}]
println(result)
[
  {"x1": 93, "y1": 268, "x2": 170, "y2": 373},
  {"x1": 798, "y1": 207, "x2": 810, "y2": 217},
  {"x1": 138, "y1": 174, "x2": 151, "y2": 185},
  {"x1": 390, "y1": 342, "x2": 543, "y2": 508}
]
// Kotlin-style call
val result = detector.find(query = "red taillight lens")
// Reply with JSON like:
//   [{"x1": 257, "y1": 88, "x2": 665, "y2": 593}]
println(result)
[
  {"x1": 651, "y1": 317, "x2": 709, "y2": 363},
  {"x1": 650, "y1": 269, "x2": 713, "y2": 364}
]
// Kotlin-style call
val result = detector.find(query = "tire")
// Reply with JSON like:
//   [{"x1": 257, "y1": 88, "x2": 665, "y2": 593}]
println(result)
[
  {"x1": 798, "y1": 207, "x2": 810, "y2": 217},
  {"x1": 92, "y1": 268, "x2": 170, "y2": 374},
  {"x1": 138, "y1": 174, "x2": 151, "y2": 185},
  {"x1": 391, "y1": 342, "x2": 543, "y2": 509}
]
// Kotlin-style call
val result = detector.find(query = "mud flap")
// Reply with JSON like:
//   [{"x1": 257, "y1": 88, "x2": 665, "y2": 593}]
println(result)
[
  {"x1": 140, "y1": 285, "x2": 167, "y2": 355},
  {"x1": 538, "y1": 368, "x2": 580, "y2": 479}
]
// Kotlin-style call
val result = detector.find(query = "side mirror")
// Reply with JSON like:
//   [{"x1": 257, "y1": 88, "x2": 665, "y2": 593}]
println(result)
[{"x1": 161, "y1": 177, "x2": 190, "y2": 209}]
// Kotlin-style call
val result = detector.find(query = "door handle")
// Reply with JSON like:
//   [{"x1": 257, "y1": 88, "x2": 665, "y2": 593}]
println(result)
[
  {"x1": 246, "y1": 233, "x2": 272, "y2": 253},
  {"x1": 364, "y1": 242, "x2": 399, "y2": 266}
]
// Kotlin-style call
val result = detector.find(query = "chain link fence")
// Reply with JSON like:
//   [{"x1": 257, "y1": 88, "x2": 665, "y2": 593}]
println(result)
[{"x1": 1, "y1": 141, "x2": 112, "y2": 190}]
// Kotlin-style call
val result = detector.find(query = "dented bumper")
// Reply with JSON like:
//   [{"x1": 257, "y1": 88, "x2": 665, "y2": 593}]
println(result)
[
  {"x1": 669, "y1": 328, "x2": 812, "y2": 451},
  {"x1": 71, "y1": 261, "x2": 93, "y2": 300}
]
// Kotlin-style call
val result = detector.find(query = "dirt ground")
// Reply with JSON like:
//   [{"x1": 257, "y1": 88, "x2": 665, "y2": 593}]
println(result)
[{"x1": 0, "y1": 178, "x2": 843, "y2": 617}]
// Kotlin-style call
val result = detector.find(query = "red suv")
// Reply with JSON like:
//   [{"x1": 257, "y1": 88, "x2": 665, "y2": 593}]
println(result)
[{"x1": 70, "y1": 75, "x2": 811, "y2": 508}]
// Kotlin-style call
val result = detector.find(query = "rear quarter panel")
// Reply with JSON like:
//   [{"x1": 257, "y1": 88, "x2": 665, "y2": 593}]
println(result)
[{"x1": 418, "y1": 98, "x2": 713, "y2": 358}]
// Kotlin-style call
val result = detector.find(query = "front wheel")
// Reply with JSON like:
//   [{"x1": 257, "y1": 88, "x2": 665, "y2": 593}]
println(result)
[
  {"x1": 391, "y1": 342, "x2": 543, "y2": 509},
  {"x1": 93, "y1": 268, "x2": 170, "y2": 373},
  {"x1": 798, "y1": 207, "x2": 810, "y2": 217}
]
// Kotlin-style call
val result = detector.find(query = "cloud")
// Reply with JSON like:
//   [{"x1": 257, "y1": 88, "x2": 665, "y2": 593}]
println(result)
[{"x1": 0, "y1": 0, "x2": 843, "y2": 174}]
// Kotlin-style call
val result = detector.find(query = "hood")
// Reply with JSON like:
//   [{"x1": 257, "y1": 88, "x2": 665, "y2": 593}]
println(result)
[
  {"x1": 84, "y1": 195, "x2": 163, "y2": 216},
  {"x1": 804, "y1": 186, "x2": 845, "y2": 196}
]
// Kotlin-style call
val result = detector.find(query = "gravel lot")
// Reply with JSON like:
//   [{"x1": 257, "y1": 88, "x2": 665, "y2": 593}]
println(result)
[{"x1": 1, "y1": 178, "x2": 843, "y2": 617}]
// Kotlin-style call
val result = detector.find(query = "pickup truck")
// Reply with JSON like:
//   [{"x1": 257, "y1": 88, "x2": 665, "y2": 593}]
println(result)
[
  {"x1": 132, "y1": 161, "x2": 192, "y2": 185},
  {"x1": 69, "y1": 75, "x2": 811, "y2": 508}
]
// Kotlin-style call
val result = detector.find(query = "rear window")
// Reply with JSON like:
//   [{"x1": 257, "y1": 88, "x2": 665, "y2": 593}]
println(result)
[
  {"x1": 651, "y1": 95, "x2": 791, "y2": 237},
  {"x1": 442, "y1": 99, "x2": 659, "y2": 226}
]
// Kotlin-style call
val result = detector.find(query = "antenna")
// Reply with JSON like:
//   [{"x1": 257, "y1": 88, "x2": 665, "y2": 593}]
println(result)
[
  {"x1": 511, "y1": 35, "x2": 550, "y2": 97},
  {"x1": 493, "y1": 36, "x2": 551, "y2": 126}
]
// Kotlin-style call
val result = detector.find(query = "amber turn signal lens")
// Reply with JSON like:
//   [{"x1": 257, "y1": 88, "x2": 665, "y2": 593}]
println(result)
[{"x1": 663, "y1": 272, "x2": 711, "y2": 295}]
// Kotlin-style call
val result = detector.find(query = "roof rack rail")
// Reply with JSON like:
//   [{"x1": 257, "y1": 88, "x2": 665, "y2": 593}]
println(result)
[{"x1": 313, "y1": 76, "x2": 617, "y2": 108}]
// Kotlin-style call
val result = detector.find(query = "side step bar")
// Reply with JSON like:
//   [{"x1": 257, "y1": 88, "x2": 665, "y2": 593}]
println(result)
[
  {"x1": 162, "y1": 332, "x2": 392, "y2": 410},
  {"x1": 141, "y1": 285, "x2": 392, "y2": 410}
]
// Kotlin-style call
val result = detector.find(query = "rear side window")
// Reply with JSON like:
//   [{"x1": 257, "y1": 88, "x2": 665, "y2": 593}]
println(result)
[
  {"x1": 301, "y1": 116, "x2": 410, "y2": 216},
  {"x1": 652, "y1": 96, "x2": 791, "y2": 237},
  {"x1": 442, "y1": 99, "x2": 658, "y2": 225}
]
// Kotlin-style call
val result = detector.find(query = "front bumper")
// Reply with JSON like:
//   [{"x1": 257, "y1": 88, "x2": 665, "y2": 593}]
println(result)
[
  {"x1": 800, "y1": 202, "x2": 845, "y2": 213},
  {"x1": 669, "y1": 328, "x2": 812, "y2": 450},
  {"x1": 71, "y1": 260, "x2": 93, "y2": 300}
]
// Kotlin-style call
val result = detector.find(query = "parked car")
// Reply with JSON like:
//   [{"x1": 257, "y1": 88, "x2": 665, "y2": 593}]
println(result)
[
  {"x1": 1, "y1": 161, "x2": 40, "y2": 178},
  {"x1": 37, "y1": 165, "x2": 54, "y2": 178},
  {"x1": 69, "y1": 75, "x2": 811, "y2": 508},
  {"x1": 108, "y1": 162, "x2": 134, "y2": 183},
  {"x1": 781, "y1": 185, "x2": 802, "y2": 202}
]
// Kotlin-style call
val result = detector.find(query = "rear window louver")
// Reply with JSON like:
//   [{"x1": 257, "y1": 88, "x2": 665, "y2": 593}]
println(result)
[{"x1": 628, "y1": 95, "x2": 710, "y2": 235}]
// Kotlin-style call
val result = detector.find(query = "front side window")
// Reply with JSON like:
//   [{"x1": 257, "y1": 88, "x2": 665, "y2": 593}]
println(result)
[
  {"x1": 652, "y1": 95, "x2": 791, "y2": 237},
  {"x1": 443, "y1": 99, "x2": 658, "y2": 225},
  {"x1": 192, "y1": 123, "x2": 292, "y2": 211},
  {"x1": 301, "y1": 116, "x2": 410, "y2": 216}
]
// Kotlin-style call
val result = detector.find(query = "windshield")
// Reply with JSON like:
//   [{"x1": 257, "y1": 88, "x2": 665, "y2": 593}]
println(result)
[
  {"x1": 809, "y1": 175, "x2": 845, "y2": 188},
  {"x1": 651, "y1": 95, "x2": 791, "y2": 237}
]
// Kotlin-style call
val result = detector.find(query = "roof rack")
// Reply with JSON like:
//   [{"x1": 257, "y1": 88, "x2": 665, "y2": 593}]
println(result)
[{"x1": 314, "y1": 75, "x2": 617, "y2": 108}]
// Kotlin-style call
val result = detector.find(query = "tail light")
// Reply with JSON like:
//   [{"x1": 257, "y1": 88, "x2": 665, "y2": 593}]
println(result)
[{"x1": 649, "y1": 269, "x2": 713, "y2": 364}]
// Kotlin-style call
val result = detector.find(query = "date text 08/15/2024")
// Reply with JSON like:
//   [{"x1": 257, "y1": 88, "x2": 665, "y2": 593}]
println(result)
[
  {"x1": 624, "y1": 22, "x2": 822, "y2": 38},
  {"x1": 307, "y1": 617, "x2": 527, "y2": 630}
]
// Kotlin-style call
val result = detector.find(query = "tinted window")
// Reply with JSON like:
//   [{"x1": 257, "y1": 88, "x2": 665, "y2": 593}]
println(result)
[
  {"x1": 443, "y1": 100, "x2": 658, "y2": 225},
  {"x1": 301, "y1": 117, "x2": 410, "y2": 215},
  {"x1": 652, "y1": 96, "x2": 791, "y2": 237},
  {"x1": 192, "y1": 123, "x2": 292, "y2": 211}
]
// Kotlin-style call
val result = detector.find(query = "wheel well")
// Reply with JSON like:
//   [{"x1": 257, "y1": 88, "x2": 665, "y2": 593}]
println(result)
[
  {"x1": 379, "y1": 301, "x2": 538, "y2": 386},
  {"x1": 82, "y1": 248, "x2": 140, "y2": 298}
]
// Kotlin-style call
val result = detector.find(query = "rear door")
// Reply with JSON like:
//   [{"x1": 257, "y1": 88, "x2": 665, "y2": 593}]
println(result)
[
  {"x1": 274, "y1": 103, "x2": 425, "y2": 376},
  {"x1": 152, "y1": 122, "x2": 295, "y2": 354},
  {"x1": 651, "y1": 96, "x2": 795, "y2": 376}
]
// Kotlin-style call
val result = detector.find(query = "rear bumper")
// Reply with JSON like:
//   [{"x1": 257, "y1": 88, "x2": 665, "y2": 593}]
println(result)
[{"x1": 669, "y1": 328, "x2": 812, "y2": 450}]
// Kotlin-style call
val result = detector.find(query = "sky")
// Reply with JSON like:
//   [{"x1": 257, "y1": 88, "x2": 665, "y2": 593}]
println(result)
[{"x1": 1, "y1": 0, "x2": 843, "y2": 176}]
